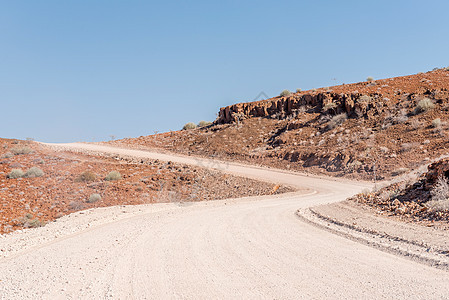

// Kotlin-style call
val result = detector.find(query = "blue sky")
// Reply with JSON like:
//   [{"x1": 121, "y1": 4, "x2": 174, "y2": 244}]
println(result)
[{"x1": 1, "y1": 1, "x2": 448, "y2": 142}]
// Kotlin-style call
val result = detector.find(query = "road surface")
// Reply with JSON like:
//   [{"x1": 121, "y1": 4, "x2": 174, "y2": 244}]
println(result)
[{"x1": 1, "y1": 143, "x2": 448, "y2": 299}]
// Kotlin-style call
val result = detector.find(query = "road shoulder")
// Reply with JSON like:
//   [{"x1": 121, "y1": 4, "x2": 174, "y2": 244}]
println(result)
[{"x1": 297, "y1": 200, "x2": 449, "y2": 271}]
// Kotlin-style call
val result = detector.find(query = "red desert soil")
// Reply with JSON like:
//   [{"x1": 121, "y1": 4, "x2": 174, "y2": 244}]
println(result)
[
  {"x1": 0, "y1": 139, "x2": 291, "y2": 234},
  {"x1": 110, "y1": 69, "x2": 449, "y2": 182}
]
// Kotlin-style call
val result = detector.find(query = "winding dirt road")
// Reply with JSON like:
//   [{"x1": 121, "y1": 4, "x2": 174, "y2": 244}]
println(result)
[{"x1": 1, "y1": 143, "x2": 448, "y2": 299}]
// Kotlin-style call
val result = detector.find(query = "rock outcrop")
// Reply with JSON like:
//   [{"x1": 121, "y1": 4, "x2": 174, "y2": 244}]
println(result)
[
  {"x1": 425, "y1": 158, "x2": 449, "y2": 190},
  {"x1": 216, "y1": 92, "x2": 385, "y2": 124}
]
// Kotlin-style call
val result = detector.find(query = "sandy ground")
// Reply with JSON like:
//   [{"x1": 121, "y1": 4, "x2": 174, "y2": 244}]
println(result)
[{"x1": 1, "y1": 143, "x2": 448, "y2": 299}]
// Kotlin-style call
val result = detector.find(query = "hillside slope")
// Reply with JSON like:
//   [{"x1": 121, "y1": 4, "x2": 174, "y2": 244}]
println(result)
[{"x1": 113, "y1": 69, "x2": 449, "y2": 181}]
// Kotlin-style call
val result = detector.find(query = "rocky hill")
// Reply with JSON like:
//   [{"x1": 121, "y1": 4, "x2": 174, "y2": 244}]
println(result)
[{"x1": 113, "y1": 68, "x2": 449, "y2": 181}]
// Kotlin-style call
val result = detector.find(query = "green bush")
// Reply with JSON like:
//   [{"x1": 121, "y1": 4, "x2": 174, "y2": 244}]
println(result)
[
  {"x1": 182, "y1": 122, "x2": 197, "y2": 130},
  {"x1": 416, "y1": 98, "x2": 435, "y2": 113},
  {"x1": 280, "y1": 90, "x2": 291, "y2": 97},
  {"x1": 24, "y1": 167, "x2": 44, "y2": 178},
  {"x1": 198, "y1": 120, "x2": 212, "y2": 127},
  {"x1": 87, "y1": 193, "x2": 101, "y2": 203},
  {"x1": 10, "y1": 146, "x2": 32, "y2": 155},
  {"x1": 105, "y1": 171, "x2": 121, "y2": 181},
  {"x1": 76, "y1": 171, "x2": 97, "y2": 182},
  {"x1": 8, "y1": 169, "x2": 24, "y2": 179}
]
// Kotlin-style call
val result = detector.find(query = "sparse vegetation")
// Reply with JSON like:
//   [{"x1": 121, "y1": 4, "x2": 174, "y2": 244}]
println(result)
[
  {"x1": 280, "y1": 90, "x2": 291, "y2": 97},
  {"x1": 2, "y1": 152, "x2": 13, "y2": 159},
  {"x1": 296, "y1": 88, "x2": 302, "y2": 93},
  {"x1": 182, "y1": 122, "x2": 197, "y2": 130},
  {"x1": 105, "y1": 171, "x2": 121, "y2": 181},
  {"x1": 428, "y1": 176, "x2": 449, "y2": 211},
  {"x1": 10, "y1": 146, "x2": 32, "y2": 155},
  {"x1": 326, "y1": 113, "x2": 347, "y2": 130},
  {"x1": 24, "y1": 167, "x2": 44, "y2": 178},
  {"x1": 76, "y1": 171, "x2": 97, "y2": 182},
  {"x1": 7, "y1": 169, "x2": 24, "y2": 179},
  {"x1": 27, "y1": 218, "x2": 45, "y2": 228},
  {"x1": 432, "y1": 118, "x2": 441, "y2": 128},
  {"x1": 323, "y1": 102, "x2": 337, "y2": 113},
  {"x1": 391, "y1": 168, "x2": 409, "y2": 176},
  {"x1": 198, "y1": 120, "x2": 212, "y2": 127},
  {"x1": 68, "y1": 201, "x2": 85, "y2": 211},
  {"x1": 87, "y1": 193, "x2": 101, "y2": 203},
  {"x1": 415, "y1": 98, "x2": 435, "y2": 114}
]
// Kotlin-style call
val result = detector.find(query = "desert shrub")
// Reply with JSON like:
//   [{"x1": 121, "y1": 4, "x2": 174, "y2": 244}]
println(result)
[
  {"x1": 87, "y1": 193, "x2": 101, "y2": 203},
  {"x1": 2, "y1": 152, "x2": 13, "y2": 159},
  {"x1": 280, "y1": 90, "x2": 291, "y2": 97},
  {"x1": 182, "y1": 122, "x2": 197, "y2": 130},
  {"x1": 76, "y1": 171, "x2": 97, "y2": 182},
  {"x1": 327, "y1": 113, "x2": 347, "y2": 130},
  {"x1": 391, "y1": 168, "x2": 409, "y2": 176},
  {"x1": 400, "y1": 143, "x2": 415, "y2": 152},
  {"x1": 358, "y1": 95, "x2": 372, "y2": 103},
  {"x1": 296, "y1": 88, "x2": 302, "y2": 93},
  {"x1": 10, "y1": 146, "x2": 32, "y2": 155},
  {"x1": 24, "y1": 167, "x2": 44, "y2": 178},
  {"x1": 8, "y1": 169, "x2": 24, "y2": 179},
  {"x1": 198, "y1": 120, "x2": 212, "y2": 127},
  {"x1": 428, "y1": 176, "x2": 449, "y2": 211},
  {"x1": 415, "y1": 98, "x2": 435, "y2": 114},
  {"x1": 431, "y1": 118, "x2": 441, "y2": 128},
  {"x1": 27, "y1": 218, "x2": 44, "y2": 228},
  {"x1": 366, "y1": 76, "x2": 374, "y2": 82},
  {"x1": 68, "y1": 201, "x2": 85, "y2": 211},
  {"x1": 105, "y1": 171, "x2": 121, "y2": 181},
  {"x1": 323, "y1": 102, "x2": 337, "y2": 113}
]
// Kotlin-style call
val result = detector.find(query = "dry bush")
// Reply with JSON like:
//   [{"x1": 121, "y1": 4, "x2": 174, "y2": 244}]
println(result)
[
  {"x1": 391, "y1": 167, "x2": 409, "y2": 176},
  {"x1": 327, "y1": 113, "x2": 347, "y2": 130},
  {"x1": 10, "y1": 146, "x2": 32, "y2": 155},
  {"x1": 400, "y1": 143, "x2": 415, "y2": 152},
  {"x1": 183, "y1": 122, "x2": 197, "y2": 130},
  {"x1": 428, "y1": 176, "x2": 449, "y2": 211},
  {"x1": 366, "y1": 76, "x2": 374, "y2": 82},
  {"x1": 76, "y1": 171, "x2": 97, "y2": 182},
  {"x1": 24, "y1": 167, "x2": 44, "y2": 178},
  {"x1": 2, "y1": 152, "x2": 13, "y2": 159},
  {"x1": 68, "y1": 201, "x2": 85, "y2": 211},
  {"x1": 296, "y1": 88, "x2": 302, "y2": 93},
  {"x1": 87, "y1": 193, "x2": 101, "y2": 203},
  {"x1": 8, "y1": 169, "x2": 24, "y2": 179},
  {"x1": 323, "y1": 102, "x2": 337, "y2": 113},
  {"x1": 432, "y1": 118, "x2": 441, "y2": 128},
  {"x1": 415, "y1": 98, "x2": 435, "y2": 114},
  {"x1": 280, "y1": 90, "x2": 291, "y2": 97},
  {"x1": 105, "y1": 171, "x2": 121, "y2": 181},
  {"x1": 198, "y1": 120, "x2": 212, "y2": 127}
]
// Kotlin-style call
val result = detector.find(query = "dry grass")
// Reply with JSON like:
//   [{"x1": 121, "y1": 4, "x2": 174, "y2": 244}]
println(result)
[
  {"x1": 428, "y1": 176, "x2": 449, "y2": 211},
  {"x1": 76, "y1": 171, "x2": 97, "y2": 182}
]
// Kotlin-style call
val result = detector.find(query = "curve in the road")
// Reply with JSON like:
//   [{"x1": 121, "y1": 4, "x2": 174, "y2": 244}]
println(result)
[{"x1": 0, "y1": 143, "x2": 448, "y2": 299}]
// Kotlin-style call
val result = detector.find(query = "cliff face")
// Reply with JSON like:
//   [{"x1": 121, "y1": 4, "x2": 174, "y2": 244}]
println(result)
[
  {"x1": 216, "y1": 68, "x2": 449, "y2": 124},
  {"x1": 216, "y1": 92, "x2": 386, "y2": 124}
]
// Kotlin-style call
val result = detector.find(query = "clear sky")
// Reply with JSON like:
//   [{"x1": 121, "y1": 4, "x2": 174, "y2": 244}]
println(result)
[{"x1": 1, "y1": 1, "x2": 448, "y2": 142}]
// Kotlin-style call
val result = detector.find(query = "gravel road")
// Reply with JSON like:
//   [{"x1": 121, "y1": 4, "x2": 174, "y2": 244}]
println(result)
[{"x1": 1, "y1": 143, "x2": 448, "y2": 299}]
